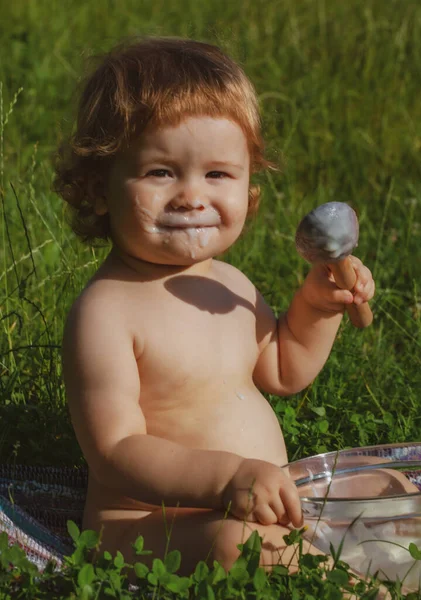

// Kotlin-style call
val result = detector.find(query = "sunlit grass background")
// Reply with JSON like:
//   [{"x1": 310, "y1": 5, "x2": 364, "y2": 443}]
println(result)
[{"x1": 1, "y1": 0, "x2": 421, "y2": 467}]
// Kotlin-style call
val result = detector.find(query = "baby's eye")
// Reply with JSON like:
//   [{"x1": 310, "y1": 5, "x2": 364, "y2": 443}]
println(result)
[
  {"x1": 146, "y1": 169, "x2": 172, "y2": 178},
  {"x1": 206, "y1": 171, "x2": 228, "y2": 179}
]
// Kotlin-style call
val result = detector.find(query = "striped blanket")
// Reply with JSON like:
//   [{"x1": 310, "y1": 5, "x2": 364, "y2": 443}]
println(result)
[
  {"x1": 0, "y1": 464, "x2": 87, "y2": 570},
  {"x1": 0, "y1": 495, "x2": 72, "y2": 570}
]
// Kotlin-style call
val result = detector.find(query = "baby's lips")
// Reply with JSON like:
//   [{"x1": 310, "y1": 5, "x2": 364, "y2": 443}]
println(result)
[{"x1": 159, "y1": 207, "x2": 221, "y2": 228}]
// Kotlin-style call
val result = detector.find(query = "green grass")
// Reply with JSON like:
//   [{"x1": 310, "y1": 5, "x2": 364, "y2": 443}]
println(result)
[
  {"x1": 0, "y1": 526, "x2": 394, "y2": 599},
  {"x1": 1, "y1": 0, "x2": 421, "y2": 595}
]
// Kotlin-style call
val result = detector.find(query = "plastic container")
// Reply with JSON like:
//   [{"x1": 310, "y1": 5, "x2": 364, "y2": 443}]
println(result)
[{"x1": 288, "y1": 443, "x2": 421, "y2": 590}]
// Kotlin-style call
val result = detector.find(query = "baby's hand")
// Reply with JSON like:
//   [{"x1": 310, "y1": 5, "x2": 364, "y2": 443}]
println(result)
[
  {"x1": 301, "y1": 256, "x2": 375, "y2": 313},
  {"x1": 222, "y1": 458, "x2": 303, "y2": 528}
]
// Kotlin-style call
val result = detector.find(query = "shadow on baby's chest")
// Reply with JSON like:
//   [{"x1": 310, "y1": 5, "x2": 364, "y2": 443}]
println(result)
[{"x1": 135, "y1": 274, "x2": 259, "y2": 384}]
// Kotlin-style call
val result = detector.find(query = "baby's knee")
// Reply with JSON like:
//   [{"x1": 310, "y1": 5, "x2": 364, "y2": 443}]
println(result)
[
  {"x1": 210, "y1": 518, "x2": 304, "y2": 572},
  {"x1": 208, "y1": 519, "x2": 248, "y2": 570},
  {"x1": 208, "y1": 519, "x2": 278, "y2": 571}
]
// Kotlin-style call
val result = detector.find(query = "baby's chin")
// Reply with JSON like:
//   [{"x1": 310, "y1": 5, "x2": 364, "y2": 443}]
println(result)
[
  {"x1": 151, "y1": 231, "x2": 235, "y2": 264},
  {"x1": 157, "y1": 247, "x2": 218, "y2": 267},
  {"x1": 116, "y1": 244, "x2": 215, "y2": 271}
]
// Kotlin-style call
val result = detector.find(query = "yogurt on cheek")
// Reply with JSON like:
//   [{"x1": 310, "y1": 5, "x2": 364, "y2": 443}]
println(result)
[{"x1": 132, "y1": 200, "x2": 165, "y2": 234}]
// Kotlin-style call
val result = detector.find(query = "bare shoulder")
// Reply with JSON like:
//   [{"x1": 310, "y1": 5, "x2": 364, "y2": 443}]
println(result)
[
  {"x1": 212, "y1": 259, "x2": 257, "y2": 297},
  {"x1": 65, "y1": 282, "x2": 121, "y2": 349},
  {"x1": 213, "y1": 260, "x2": 274, "y2": 314},
  {"x1": 65, "y1": 256, "x2": 143, "y2": 338},
  {"x1": 212, "y1": 260, "x2": 277, "y2": 353},
  {"x1": 63, "y1": 266, "x2": 146, "y2": 379},
  {"x1": 68, "y1": 275, "x2": 126, "y2": 320}
]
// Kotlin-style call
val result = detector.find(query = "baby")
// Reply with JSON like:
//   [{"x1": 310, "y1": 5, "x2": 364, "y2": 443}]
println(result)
[{"x1": 55, "y1": 37, "x2": 375, "y2": 575}]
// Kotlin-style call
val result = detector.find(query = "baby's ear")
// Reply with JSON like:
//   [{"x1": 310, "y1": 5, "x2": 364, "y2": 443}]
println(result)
[
  {"x1": 248, "y1": 184, "x2": 260, "y2": 216},
  {"x1": 87, "y1": 174, "x2": 108, "y2": 216}
]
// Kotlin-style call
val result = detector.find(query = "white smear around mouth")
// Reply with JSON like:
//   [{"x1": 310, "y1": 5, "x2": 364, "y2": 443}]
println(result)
[
  {"x1": 198, "y1": 228, "x2": 212, "y2": 248},
  {"x1": 146, "y1": 225, "x2": 162, "y2": 233},
  {"x1": 236, "y1": 391, "x2": 245, "y2": 401},
  {"x1": 135, "y1": 204, "x2": 153, "y2": 218},
  {"x1": 133, "y1": 194, "x2": 217, "y2": 253},
  {"x1": 185, "y1": 226, "x2": 216, "y2": 257},
  {"x1": 190, "y1": 197, "x2": 204, "y2": 209},
  {"x1": 159, "y1": 206, "x2": 220, "y2": 228},
  {"x1": 134, "y1": 202, "x2": 164, "y2": 234},
  {"x1": 184, "y1": 228, "x2": 199, "y2": 258}
]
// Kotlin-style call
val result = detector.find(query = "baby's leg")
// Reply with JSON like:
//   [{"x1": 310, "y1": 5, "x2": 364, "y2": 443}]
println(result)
[{"x1": 100, "y1": 507, "x2": 317, "y2": 576}]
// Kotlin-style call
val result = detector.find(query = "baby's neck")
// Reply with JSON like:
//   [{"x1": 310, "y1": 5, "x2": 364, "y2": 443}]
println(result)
[{"x1": 109, "y1": 247, "x2": 214, "y2": 280}]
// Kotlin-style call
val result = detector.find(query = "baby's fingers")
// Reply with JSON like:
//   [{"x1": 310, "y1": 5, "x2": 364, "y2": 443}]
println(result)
[
  {"x1": 318, "y1": 277, "x2": 354, "y2": 307},
  {"x1": 353, "y1": 278, "x2": 375, "y2": 305},
  {"x1": 349, "y1": 256, "x2": 375, "y2": 304},
  {"x1": 254, "y1": 504, "x2": 280, "y2": 526},
  {"x1": 278, "y1": 483, "x2": 303, "y2": 528},
  {"x1": 330, "y1": 285, "x2": 354, "y2": 306}
]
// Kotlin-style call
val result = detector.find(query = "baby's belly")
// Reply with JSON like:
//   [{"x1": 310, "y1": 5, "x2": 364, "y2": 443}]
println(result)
[
  {"x1": 85, "y1": 383, "x2": 287, "y2": 517},
  {"x1": 145, "y1": 382, "x2": 287, "y2": 464}
]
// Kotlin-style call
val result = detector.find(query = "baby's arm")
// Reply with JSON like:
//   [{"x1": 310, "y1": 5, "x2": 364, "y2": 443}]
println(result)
[
  {"x1": 63, "y1": 287, "x2": 301, "y2": 526},
  {"x1": 63, "y1": 289, "x2": 240, "y2": 508},
  {"x1": 253, "y1": 257, "x2": 375, "y2": 395}
]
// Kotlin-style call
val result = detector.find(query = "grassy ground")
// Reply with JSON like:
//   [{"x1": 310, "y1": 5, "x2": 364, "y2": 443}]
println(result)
[
  {"x1": 1, "y1": 0, "x2": 420, "y2": 466},
  {"x1": 0, "y1": 0, "x2": 421, "y2": 593}
]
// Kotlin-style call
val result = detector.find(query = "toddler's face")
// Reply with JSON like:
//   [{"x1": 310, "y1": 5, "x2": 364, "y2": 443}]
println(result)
[{"x1": 98, "y1": 116, "x2": 250, "y2": 268}]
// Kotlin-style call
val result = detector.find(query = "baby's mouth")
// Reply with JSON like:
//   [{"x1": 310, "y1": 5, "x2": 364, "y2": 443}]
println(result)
[{"x1": 158, "y1": 209, "x2": 221, "y2": 229}]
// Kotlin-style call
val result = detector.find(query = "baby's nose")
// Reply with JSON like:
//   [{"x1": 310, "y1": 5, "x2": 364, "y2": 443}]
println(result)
[
  {"x1": 170, "y1": 175, "x2": 210, "y2": 209},
  {"x1": 170, "y1": 191, "x2": 206, "y2": 211}
]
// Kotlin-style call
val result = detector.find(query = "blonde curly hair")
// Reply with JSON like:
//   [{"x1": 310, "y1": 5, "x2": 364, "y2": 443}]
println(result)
[{"x1": 53, "y1": 37, "x2": 271, "y2": 243}]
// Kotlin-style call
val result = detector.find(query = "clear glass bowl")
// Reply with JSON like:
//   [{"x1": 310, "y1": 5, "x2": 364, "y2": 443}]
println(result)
[{"x1": 287, "y1": 443, "x2": 421, "y2": 590}]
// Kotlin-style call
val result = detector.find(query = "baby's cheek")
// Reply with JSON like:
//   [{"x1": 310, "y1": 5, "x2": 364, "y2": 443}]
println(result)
[
  {"x1": 132, "y1": 198, "x2": 157, "y2": 224},
  {"x1": 224, "y1": 200, "x2": 248, "y2": 227}
]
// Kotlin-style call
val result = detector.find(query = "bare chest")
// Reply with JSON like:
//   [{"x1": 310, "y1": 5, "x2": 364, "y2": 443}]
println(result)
[{"x1": 130, "y1": 280, "x2": 259, "y2": 396}]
